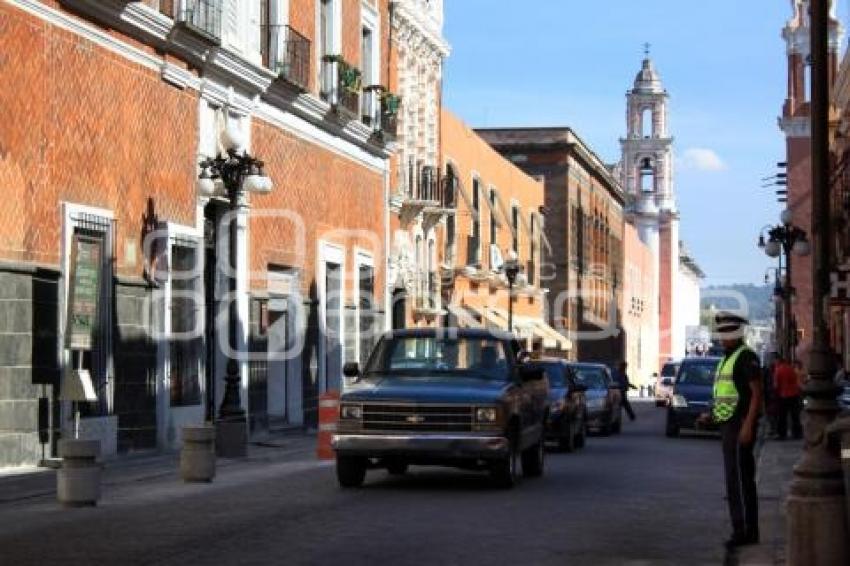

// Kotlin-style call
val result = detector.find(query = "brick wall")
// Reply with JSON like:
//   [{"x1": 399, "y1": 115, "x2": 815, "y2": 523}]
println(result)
[
  {"x1": 250, "y1": 120, "x2": 386, "y2": 300},
  {"x1": 0, "y1": 3, "x2": 198, "y2": 276},
  {"x1": 787, "y1": 136, "x2": 813, "y2": 358}
]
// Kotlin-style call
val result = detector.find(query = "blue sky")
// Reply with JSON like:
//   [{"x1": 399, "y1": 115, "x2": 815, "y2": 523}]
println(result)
[{"x1": 442, "y1": 1, "x2": 848, "y2": 287}]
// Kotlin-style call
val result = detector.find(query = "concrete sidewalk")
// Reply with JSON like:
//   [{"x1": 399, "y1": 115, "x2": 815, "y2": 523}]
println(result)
[
  {"x1": 736, "y1": 437, "x2": 803, "y2": 566},
  {"x1": 0, "y1": 431, "x2": 319, "y2": 505}
]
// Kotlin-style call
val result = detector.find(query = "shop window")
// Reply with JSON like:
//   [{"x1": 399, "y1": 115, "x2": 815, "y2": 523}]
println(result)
[{"x1": 169, "y1": 243, "x2": 202, "y2": 406}]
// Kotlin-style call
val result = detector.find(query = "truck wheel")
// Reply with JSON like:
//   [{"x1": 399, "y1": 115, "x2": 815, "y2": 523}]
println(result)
[
  {"x1": 490, "y1": 435, "x2": 520, "y2": 488},
  {"x1": 559, "y1": 422, "x2": 575, "y2": 453},
  {"x1": 575, "y1": 419, "x2": 587, "y2": 449},
  {"x1": 336, "y1": 456, "x2": 367, "y2": 488},
  {"x1": 665, "y1": 414, "x2": 680, "y2": 438},
  {"x1": 522, "y1": 434, "x2": 545, "y2": 478},
  {"x1": 612, "y1": 409, "x2": 622, "y2": 434}
]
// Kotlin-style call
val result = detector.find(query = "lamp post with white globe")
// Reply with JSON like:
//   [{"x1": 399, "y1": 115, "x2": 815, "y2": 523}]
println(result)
[
  {"x1": 758, "y1": 209, "x2": 810, "y2": 360},
  {"x1": 197, "y1": 122, "x2": 273, "y2": 457}
]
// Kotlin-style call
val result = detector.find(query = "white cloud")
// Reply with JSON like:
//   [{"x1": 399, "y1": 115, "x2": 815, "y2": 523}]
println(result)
[{"x1": 679, "y1": 148, "x2": 727, "y2": 172}]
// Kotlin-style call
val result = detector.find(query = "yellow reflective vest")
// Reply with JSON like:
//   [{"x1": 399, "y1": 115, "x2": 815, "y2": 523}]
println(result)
[{"x1": 712, "y1": 345, "x2": 751, "y2": 423}]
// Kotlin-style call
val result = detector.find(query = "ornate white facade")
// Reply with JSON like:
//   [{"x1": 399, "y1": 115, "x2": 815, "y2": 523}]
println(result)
[
  {"x1": 387, "y1": 0, "x2": 450, "y2": 321},
  {"x1": 620, "y1": 55, "x2": 692, "y2": 365}
]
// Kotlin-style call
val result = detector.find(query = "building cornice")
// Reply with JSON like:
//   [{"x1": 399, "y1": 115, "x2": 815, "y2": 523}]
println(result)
[
  {"x1": 391, "y1": 0, "x2": 450, "y2": 57},
  {"x1": 11, "y1": 0, "x2": 394, "y2": 164},
  {"x1": 778, "y1": 116, "x2": 812, "y2": 138}
]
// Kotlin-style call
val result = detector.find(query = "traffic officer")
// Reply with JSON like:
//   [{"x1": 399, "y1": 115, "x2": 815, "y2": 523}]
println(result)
[{"x1": 703, "y1": 312, "x2": 764, "y2": 548}]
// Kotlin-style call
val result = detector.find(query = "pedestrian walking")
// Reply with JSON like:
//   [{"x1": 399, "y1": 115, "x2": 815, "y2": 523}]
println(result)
[
  {"x1": 699, "y1": 312, "x2": 763, "y2": 549},
  {"x1": 773, "y1": 357, "x2": 802, "y2": 440},
  {"x1": 613, "y1": 361, "x2": 637, "y2": 421}
]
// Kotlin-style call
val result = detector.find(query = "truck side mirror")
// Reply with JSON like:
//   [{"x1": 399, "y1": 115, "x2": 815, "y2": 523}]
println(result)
[{"x1": 343, "y1": 362, "x2": 360, "y2": 378}]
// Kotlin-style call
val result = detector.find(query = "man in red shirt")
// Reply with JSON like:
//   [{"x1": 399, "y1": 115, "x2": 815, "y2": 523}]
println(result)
[{"x1": 773, "y1": 357, "x2": 802, "y2": 440}]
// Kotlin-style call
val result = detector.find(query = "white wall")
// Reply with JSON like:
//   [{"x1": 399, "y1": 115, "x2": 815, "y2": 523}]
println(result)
[{"x1": 675, "y1": 267, "x2": 702, "y2": 359}]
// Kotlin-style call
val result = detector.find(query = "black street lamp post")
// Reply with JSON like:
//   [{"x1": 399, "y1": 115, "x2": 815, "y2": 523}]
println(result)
[
  {"x1": 504, "y1": 250, "x2": 521, "y2": 334},
  {"x1": 758, "y1": 211, "x2": 810, "y2": 360},
  {"x1": 787, "y1": 1, "x2": 848, "y2": 562},
  {"x1": 197, "y1": 124, "x2": 272, "y2": 458}
]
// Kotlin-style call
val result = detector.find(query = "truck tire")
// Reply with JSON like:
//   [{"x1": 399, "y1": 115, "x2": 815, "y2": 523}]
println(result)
[
  {"x1": 665, "y1": 413, "x2": 680, "y2": 438},
  {"x1": 522, "y1": 434, "x2": 545, "y2": 478},
  {"x1": 490, "y1": 434, "x2": 520, "y2": 489},
  {"x1": 575, "y1": 419, "x2": 587, "y2": 449},
  {"x1": 336, "y1": 456, "x2": 367, "y2": 488},
  {"x1": 559, "y1": 422, "x2": 576, "y2": 453}
]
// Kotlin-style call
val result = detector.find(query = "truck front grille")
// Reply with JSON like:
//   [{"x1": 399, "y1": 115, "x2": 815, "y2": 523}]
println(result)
[{"x1": 361, "y1": 404, "x2": 474, "y2": 433}]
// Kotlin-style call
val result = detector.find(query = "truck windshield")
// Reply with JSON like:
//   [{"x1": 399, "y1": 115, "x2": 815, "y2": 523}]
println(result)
[{"x1": 365, "y1": 337, "x2": 510, "y2": 380}]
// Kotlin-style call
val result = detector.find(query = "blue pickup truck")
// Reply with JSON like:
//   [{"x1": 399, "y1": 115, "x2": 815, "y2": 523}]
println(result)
[{"x1": 332, "y1": 328, "x2": 550, "y2": 488}]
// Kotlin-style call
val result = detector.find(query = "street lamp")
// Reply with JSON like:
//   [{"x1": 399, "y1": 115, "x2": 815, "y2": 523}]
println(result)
[
  {"x1": 503, "y1": 250, "x2": 521, "y2": 334},
  {"x1": 197, "y1": 122, "x2": 273, "y2": 457},
  {"x1": 757, "y1": 210, "x2": 810, "y2": 360},
  {"x1": 787, "y1": 3, "x2": 847, "y2": 561}
]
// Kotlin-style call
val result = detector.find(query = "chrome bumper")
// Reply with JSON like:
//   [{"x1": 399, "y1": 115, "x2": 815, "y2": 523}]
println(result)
[{"x1": 332, "y1": 433, "x2": 509, "y2": 459}]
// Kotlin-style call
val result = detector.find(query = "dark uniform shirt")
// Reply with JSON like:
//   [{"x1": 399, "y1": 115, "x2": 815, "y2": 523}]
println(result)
[{"x1": 726, "y1": 345, "x2": 762, "y2": 421}]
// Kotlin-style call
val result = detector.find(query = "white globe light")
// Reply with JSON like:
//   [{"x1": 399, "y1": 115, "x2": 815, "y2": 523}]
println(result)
[
  {"x1": 197, "y1": 176, "x2": 216, "y2": 197},
  {"x1": 242, "y1": 174, "x2": 262, "y2": 193},
  {"x1": 780, "y1": 208, "x2": 793, "y2": 225},
  {"x1": 764, "y1": 240, "x2": 782, "y2": 258},
  {"x1": 222, "y1": 123, "x2": 244, "y2": 152},
  {"x1": 793, "y1": 239, "x2": 811, "y2": 257},
  {"x1": 506, "y1": 249, "x2": 519, "y2": 262},
  {"x1": 260, "y1": 176, "x2": 273, "y2": 193}
]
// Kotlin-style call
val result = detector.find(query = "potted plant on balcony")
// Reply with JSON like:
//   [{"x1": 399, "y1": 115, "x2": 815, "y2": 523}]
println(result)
[{"x1": 381, "y1": 91, "x2": 401, "y2": 116}]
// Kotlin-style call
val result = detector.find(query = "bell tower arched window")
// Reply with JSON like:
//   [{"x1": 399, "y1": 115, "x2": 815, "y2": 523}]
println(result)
[
  {"x1": 641, "y1": 108, "x2": 653, "y2": 138},
  {"x1": 640, "y1": 157, "x2": 655, "y2": 193}
]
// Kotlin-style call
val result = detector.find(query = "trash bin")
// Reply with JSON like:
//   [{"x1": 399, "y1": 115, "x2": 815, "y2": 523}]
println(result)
[
  {"x1": 57, "y1": 439, "x2": 101, "y2": 507},
  {"x1": 180, "y1": 425, "x2": 216, "y2": 483}
]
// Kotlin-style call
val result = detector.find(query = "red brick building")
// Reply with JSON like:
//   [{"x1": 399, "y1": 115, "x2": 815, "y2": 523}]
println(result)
[
  {"x1": 780, "y1": 1, "x2": 842, "y2": 362},
  {"x1": 0, "y1": 0, "x2": 397, "y2": 467},
  {"x1": 475, "y1": 128, "x2": 625, "y2": 363}
]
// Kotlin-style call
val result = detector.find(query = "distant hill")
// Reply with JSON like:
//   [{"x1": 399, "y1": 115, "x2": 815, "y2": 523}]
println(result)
[{"x1": 700, "y1": 284, "x2": 775, "y2": 325}]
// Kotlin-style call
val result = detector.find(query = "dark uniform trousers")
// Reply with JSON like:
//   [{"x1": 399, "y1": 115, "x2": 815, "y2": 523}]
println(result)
[{"x1": 719, "y1": 418, "x2": 758, "y2": 536}]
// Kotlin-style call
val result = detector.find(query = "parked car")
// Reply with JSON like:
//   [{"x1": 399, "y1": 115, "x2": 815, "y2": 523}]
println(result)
[
  {"x1": 332, "y1": 328, "x2": 550, "y2": 489},
  {"x1": 529, "y1": 359, "x2": 588, "y2": 452},
  {"x1": 568, "y1": 362, "x2": 622, "y2": 435},
  {"x1": 656, "y1": 360, "x2": 680, "y2": 407},
  {"x1": 665, "y1": 357, "x2": 721, "y2": 437}
]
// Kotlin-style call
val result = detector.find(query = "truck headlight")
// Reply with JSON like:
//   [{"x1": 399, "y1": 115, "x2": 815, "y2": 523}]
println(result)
[
  {"x1": 340, "y1": 404, "x2": 363, "y2": 420},
  {"x1": 671, "y1": 395, "x2": 689, "y2": 408},
  {"x1": 475, "y1": 407, "x2": 498, "y2": 423}
]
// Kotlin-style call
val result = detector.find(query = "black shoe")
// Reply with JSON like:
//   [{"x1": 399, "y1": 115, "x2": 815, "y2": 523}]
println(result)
[{"x1": 724, "y1": 533, "x2": 757, "y2": 549}]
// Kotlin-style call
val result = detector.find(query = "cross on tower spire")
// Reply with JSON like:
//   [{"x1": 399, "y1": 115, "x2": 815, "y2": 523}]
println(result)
[{"x1": 643, "y1": 42, "x2": 651, "y2": 58}]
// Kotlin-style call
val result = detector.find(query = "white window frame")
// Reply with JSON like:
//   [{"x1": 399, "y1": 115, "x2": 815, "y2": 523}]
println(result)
[
  {"x1": 60, "y1": 203, "x2": 116, "y2": 420},
  {"x1": 353, "y1": 249, "x2": 375, "y2": 367},
  {"x1": 151, "y1": 222, "x2": 204, "y2": 446},
  {"x1": 316, "y1": 0, "x2": 342, "y2": 84},
  {"x1": 360, "y1": 1, "x2": 380, "y2": 86},
  {"x1": 318, "y1": 241, "x2": 346, "y2": 393}
]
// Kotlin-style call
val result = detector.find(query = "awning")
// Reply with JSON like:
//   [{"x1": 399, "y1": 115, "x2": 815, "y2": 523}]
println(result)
[
  {"x1": 445, "y1": 305, "x2": 571, "y2": 352},
  {"x1": 529, "y1": 319, "x2": 572, "y2": 352}
]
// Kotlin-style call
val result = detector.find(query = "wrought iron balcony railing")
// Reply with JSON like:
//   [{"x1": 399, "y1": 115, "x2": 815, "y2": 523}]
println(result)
[
  {"x1": 179, "y1": 0, "x2": 222, "y2": 41},
  {"x1": 321, "y1": 55, "x2": 361, "y2": 118},
  {"x1": 261, "y1": 25, "x2": 311, "y2": 91}
]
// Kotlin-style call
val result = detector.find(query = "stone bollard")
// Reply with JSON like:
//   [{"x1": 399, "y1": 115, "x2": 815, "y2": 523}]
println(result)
[
  {"x1": 57, "y1": 439, "x2": 101, "y2": 507},
  {"x1": 180, "y1": 425, "x2": 216, "y2": 483}
]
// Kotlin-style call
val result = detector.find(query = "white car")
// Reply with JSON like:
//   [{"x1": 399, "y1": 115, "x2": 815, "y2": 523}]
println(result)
[{"x1": 655, "y1": 360, "x2": 680, "y2": 407}]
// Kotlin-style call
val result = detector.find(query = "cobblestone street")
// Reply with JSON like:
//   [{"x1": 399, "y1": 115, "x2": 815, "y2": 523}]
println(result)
[{"x1": 0, "y1": 403, "x2": 735, "y2": 566}]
